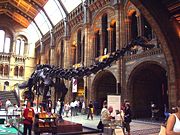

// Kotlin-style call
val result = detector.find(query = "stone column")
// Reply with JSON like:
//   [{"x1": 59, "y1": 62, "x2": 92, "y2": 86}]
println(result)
[
  {"x1": 72, "y1": 46, "x2": 76, "y2": 65},
  {"x1": 92, "y1": 34, "x2": 96, "y2": 58},
  {"x1": 11, "y1": 37, "x2": 16, "y2": 53},
  {"x1": 84, "y1": 24, "x2": 92, "y2": 66},
  {"x1": 99, "y1": 31, "x2": 104, "y2": 56},
  {"x1": 119, "y1": 3, "x2": 126, "y2": 100},
  {"x1": 126, "y1": 17, "x2": 131, "y2": 43},
  {"x1": 107, "y1": 27, "x2": 113, "y2": 53},
  {"x1": 64, "y1": 38, "x2": 71, "y2": 68},
  {"x1": 50, "y1": 46, "x2": 56, "y2": 65},
  {"x1": 136, "y1": 13, "x2": 142, "y2": 36}
]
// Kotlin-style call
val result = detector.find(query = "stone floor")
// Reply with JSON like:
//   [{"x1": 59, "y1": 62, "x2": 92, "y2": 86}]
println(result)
[
  {"x1": 0, "y1": 109, "x2": 163, "y2": 135},
  {"x1": 62, "y1": 114, "x2": 162, "y2": 135}
]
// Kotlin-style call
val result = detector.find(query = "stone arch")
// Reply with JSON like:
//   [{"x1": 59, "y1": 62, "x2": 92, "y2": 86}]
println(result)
[
  {"x1": 92, "y1": 6, "x2": 115, "y2": 30},
  {"x1": 69, "y1": 25, "x2": 83, "y2": 65},
  {"x1": 127, "y1": 61, "x2": 168, "y2": 118},
  {"x1": 125, "y1": 1, "x2": 140, "y2": 17},
  {"x1": 126, "y1": 58, "x2": 167, "y2": 82},
  {"x1": 70, "y1": 23, "x2": 83, "y2": 39},
  {"x1": 92, "y1": 70, "x2": 117, "y2": 109},
  {"x1": 128, "y1": 0, "x2": 180, "y2": 108}
]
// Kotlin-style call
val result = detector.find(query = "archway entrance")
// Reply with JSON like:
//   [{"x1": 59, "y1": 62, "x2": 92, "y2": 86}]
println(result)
[
  {"x1": 92, "y1": 70, "x2": 117, "y2": 110},
  {"x1": 129, "y1": 63, "x2": 168, "y2": 119}
]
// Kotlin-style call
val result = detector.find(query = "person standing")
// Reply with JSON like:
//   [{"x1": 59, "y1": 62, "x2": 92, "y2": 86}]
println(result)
[
  {"x1": 124, "y1": 102, "x2": 132, "y2": 135},
  {"x1": 166, "y1": 100, "x2": 180, "y2": 134},
  {"x1": 70, "y1": 100, "x2": 75, "y2": 116},
  {"x1": 0, "y1": 99, "x2": 2, "y2": 110},
  {"x1": 56, "y1": 99, "x2": 61, "y2": 114},
  {"x1": 24, "y1": 98, "x2": 28, "y2": 106},
  {"x1": 101, "y1": 105, "x2": 111, "y2": 125},
  {"x1": 81, "y1": 101, "x2": 85, "y2": 114},
  {"x1": 87, "y1": 101, "x2": 93, "y2": 120},
  {"x1": 64, "y1": 102, "x2": 70, "y2": 117},
  {"x1": 47, "y1": 98, "x2": 52, "y2": 113},
  {"x1": 5, "y1": 99, "x2": 12, "y2": 111},
  {"x1": 23, "y1": 101, "x2": 35, "y2": 135}
]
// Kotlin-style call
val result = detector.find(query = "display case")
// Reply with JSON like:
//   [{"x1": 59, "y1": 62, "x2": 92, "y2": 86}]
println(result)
[{"x1": 34, "y1": 112, "x2": 57, "y2": 135}]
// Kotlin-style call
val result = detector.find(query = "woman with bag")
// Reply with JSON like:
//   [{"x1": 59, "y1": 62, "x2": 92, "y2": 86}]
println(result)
[{"x1": 166, "y1": 100, "x2": 180, "y2": 135}]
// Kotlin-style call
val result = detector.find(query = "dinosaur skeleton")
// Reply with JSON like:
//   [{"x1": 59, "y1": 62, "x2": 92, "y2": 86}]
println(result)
[{"x1": 18, "y1": 36, "x2": 155, "y2": 117}]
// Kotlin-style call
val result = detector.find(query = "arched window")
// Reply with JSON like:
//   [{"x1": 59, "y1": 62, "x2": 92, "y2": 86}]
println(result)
[
  {"x1": 0, "y1": 30, "x2": 11, "y2": 53},
  {"x1": 77, "y1": 30, "x2": 82, "y2": 63},
  {"x1": 71, "y1": 44, "x2": 76, "y2": 65},
  {"x1": 56, "y1": 50, "x2": 60, "y2": 66},
  {"x1": 82, "y1": 36, "x2": 85, "y2": 62},
  {"x1": 131, "y1": 12, "x2": 138, "y2": 40},
  {"x1": 95, "y1": 30, "x2": 100, "y2": 57},
  {"x1": 110, "y1": 22, "x2": 116, "y2": 52},
  {"x1": 102, "y1": 14, "x2": 108, "y2": 55},
  {"x1": 15, "y1": 36, "x2": 27, "y2": 56},
  {"x1": 143, "y1": 16, "x2": 152, "y2": 40},
  {"x1": 4, "y1": 65, "x2": 9, "y2": 76},
  {"x1": 60, "y1": 40, "x2": 64, "y2": 67},
  {"x1": 19, "y1": 66, "x2": 24, "y2": 77},
  {"x1": 14, "y1": 66, "x2": 18, "y2": 76},
  {"x1": 0, "y1": 64, "x2": 3, "y2": 75}
]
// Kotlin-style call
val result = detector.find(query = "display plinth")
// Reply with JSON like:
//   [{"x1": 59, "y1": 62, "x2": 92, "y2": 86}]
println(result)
[{"x1": 56, "y1": 120, "x2": 82, "y2": 133}]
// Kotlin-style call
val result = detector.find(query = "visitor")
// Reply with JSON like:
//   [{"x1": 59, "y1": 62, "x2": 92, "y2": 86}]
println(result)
[
  {"x1": 79, "y1": 100, "x2": 82, "y2": 113},
  {"x1": 87, "y1": 101, "x2": 93, "y2": 120},
  {"x1": 100, "y1": 105, "x2": 112, "y2": 131},
  {"x1": 94, "y1": 100, "x2": 99, "y2": 115},
  {"x1": 23, "y1": 101, "x2": 35, "y2": 135},
  {"x1": 124, "y1": 102, "x2": 132, "y2": 135},
  {"x1": 70, "y1": 100, "x2": 75, "y2": 116},
  {"x1": 47, "y1": 98, "x2": 52, "y2": 113},
  {"x1": 64, "y1": 102, "x2": 70, "y2": 117},
  {"x1": 5, "y1": 99, "x2": 12, "y2": 110},
  {"x1": 13, "y1": 104, "x2": 18, "y2": 115},
  {"x1": 24, "y1": 98, "x2": 28, "y2": 106},
  {"x1": 74, "y1": 99, "x2": 79, "y2": 116},
  {"x1": 81, "y1": 100, "x2": 85, "y2": 114},
  {"x1": 164, "y1": 104, "x2": 170, "y2": 121},
  {"x1": 0, "y1": 98, "x2": 2, "y2": 110},
  {"x1": 166, "y1": 100, "x2": 180, "y2": 134},
  {"x1": 56, "y1": 99, "x2": 61, "y2": 114}
]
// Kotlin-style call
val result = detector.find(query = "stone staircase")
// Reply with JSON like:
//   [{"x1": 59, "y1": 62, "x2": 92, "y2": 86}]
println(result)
[{"x1": 0, "y1": 91, "x2": 20, "y2": 108}]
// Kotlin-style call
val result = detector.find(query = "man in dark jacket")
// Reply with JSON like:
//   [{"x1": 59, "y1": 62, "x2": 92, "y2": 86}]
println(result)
[{"x1": 124, "y1": 103, "x2": 132, "y2": 135}]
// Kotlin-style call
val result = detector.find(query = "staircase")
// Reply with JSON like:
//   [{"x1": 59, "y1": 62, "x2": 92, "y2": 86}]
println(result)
[{"x1": 0, "y1": 91, "x2": 20, "y2": 108}]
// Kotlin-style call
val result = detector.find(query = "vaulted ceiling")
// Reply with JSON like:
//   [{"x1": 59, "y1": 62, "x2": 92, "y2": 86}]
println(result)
[
  {"x1": 0, "y1": 0, "x2": 179, "y2": 29},
  {"x1": 0, "y1": 0, "x2": 48, "y2": 28}
]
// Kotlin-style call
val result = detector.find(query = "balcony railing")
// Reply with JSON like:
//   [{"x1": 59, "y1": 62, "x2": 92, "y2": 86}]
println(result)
[{"x1": 124, "y1": 47, "x2": 162, "y2": 62}]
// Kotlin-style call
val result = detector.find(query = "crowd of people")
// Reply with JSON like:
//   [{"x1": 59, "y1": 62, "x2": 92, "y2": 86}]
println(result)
[{"x1": 0, "y1": 96, "x2": 179, "y2": 135}]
